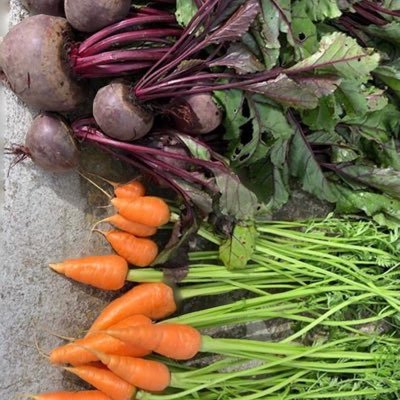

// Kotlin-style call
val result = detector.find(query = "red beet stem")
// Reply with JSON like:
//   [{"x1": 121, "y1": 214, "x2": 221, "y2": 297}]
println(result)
[
  {"x1": 136, "y1": 0, "x2": 221, "y2": 90},
  {"x1": 73, "y1": 126, "x2": 225, "y2": 170},
  {"x1": 361, "y1": 0, "x2": 400, "y2": 17},
  {"x1": 77, "y1": 62, "x2": 154, "y2": 78},
  {"x1": 82, "y1": 28, "x2": 182, "y2": 57},
  {"x1": 353, "y1": 3, "x2": 388, "y2": 26},
  {"x1": 78, "y1": 14, "x2": 177, "y2": 55},
  {"x1": 75, "y1": 48, "x2": 169, "y2": 70}
]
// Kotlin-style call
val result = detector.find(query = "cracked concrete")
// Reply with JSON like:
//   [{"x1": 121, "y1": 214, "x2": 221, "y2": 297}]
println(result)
[{"x1": 0, "y1": 2, "x2": 118, "y2": 397}]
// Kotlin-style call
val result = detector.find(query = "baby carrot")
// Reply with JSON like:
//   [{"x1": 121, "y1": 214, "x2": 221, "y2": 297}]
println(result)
[
  {"x1": 65, "y1": 365, "x2": 136, "y2": 400},
  {"x1": 49, "y1": 255, "x2": 128, "y2": 290},
  {"x1": 111, "y1": 197, "x2": 170, "y2": 227},
  {"x1": 87, "y1": 282, "x2": 177, "y2": 335},
  {"x1": 87, "y1": 349, "x2": 170, "y2": 392},
  {"x1": 114, "y1": 180, "x2": 145, "y2": 200},
  {"x1": 50, "y1": 315, "x2": 152, "y2": 365},
  {"x1": 106, "y1": 323, "x2": 202, "y2": 360},
  {"x1": 102, "y1": 230, "x2": 158, "y2": 267},
  {"x1": 102, "y1": 214, "x2": 157, "y2": 237},
  {"x1": 30, "y1": 391, "x2": 112, "y2": 400}
]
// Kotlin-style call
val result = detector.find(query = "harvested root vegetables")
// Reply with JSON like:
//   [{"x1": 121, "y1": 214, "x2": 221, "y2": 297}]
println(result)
[
  {"x1": 20, "y1": 113, "x2": 80, "y2": 172},
  {"x1": 64, "y1": 0, "x2": 131, "y2": 32},
  {"x1": 21, "y1": 0, "x2": 64, "y2": 16},
  {"x1": 111, "y1": 197, "x2": 170, "y2": 228},
  {"x1": 28, "y1": 391, "x2": 112, "y2": 400},
  {"x1": 100, "y1": 215, "x2": 157, "y2": 238},
  {"x1": 99, "y1": 230, "x2": 158, "y2": 268},
  {"x1": 0, "y1": 16, "x2": 86, "y2": 111},
  {"x1": 50, "y1": 315, "x2": 151, "y2": 365},
  {"x1": 64, "y1": 365, "x2": 136, "y2": 400},
  {"x1": 87, "y1": 282, "x2": 177, "y2": 334},
  {"x1": 106, "y1": 323, "x2": 202, "y2": 360},
  {"x1": 169, "y1": 93, "x2": 223, "y2": 135},
  {"x1": 93, "y1": 81, "x2": 154, "y2": 141},
  {"x1": 49, "y1": 255, "x2": 128, "y2": 290},
  {"x1": 84, "y1": 349, "x2": 171, "y2": 392},
  {"x1": 0, "y1": 11, "x2": 180, "y2": 111}
]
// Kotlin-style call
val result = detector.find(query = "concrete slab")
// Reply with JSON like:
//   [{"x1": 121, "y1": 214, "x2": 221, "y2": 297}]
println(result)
[{"x1": 0, "y1": 2, "x2": 117, "y2": 397}]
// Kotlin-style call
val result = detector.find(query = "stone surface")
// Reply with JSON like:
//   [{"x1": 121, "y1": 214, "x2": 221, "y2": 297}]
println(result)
[{"x1": 0, "y1": 2, "x2": 117, "y2": 396}]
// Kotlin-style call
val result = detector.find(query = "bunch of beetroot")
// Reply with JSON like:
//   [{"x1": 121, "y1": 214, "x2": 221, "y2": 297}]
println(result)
[{"x1": 5, "y1": 0, "x2": 269, "y2": 234}]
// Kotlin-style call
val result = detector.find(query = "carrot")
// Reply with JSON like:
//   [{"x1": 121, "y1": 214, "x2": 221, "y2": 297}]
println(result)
[
  {"x1": 49, "y1": 255, "x2": 128, "y2": 290},
  {"x1": 102, "y1": 214, "x2": 157, "y2": 237},
  {"x1": 86, "y1": 349, "x2": 170, "y2": 392},
  {"x1": 111, "y1": 197, "x2": 170, "y2": 227},
  {"x1": 50, "y1": 315, "x2": 152, "y2": 365},
  {"x1": 106, "y1": 323, "x2": 202, "y2": 360},
  {"x1": 87, "y1": 282, "x2": 177, "y2": 335},
  {"x1": 30, "y1": 391, "x2": 112, "y2": 400},
  {"x1": 113, "y1": 180, "x2": 145, "y2": 200},
  {"x1": 102, "y1": 230, "x2": 158, "y2": 267},
  {"x1": 65, "y1": 365, "x2": 136, "y2": 400}
]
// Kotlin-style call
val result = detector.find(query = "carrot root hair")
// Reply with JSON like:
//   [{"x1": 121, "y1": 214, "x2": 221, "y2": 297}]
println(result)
[{"x1": 78, "y1": 171, "x2": 113, "y2": 199}]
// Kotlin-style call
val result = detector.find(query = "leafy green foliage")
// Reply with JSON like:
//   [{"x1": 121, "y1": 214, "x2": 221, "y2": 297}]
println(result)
[{"x1": 219, "y1": 223, "x2": 258, "y2": 269}]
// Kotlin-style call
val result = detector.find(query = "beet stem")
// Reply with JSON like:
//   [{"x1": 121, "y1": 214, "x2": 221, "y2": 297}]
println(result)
[
  {"x1": 77, "y1": 62, "x2": 154, "y2": 78},
  {"x1": 78, "y1": 14, "x2": 177, "y2": 55},
  {"x1": 353, "y1": 4, "x2": 388, "y2": 26},
  {"x1": 360, "y1": 0, "x2": 400, "y2": 17},
  {"x1": 135, "y1": 0, "x2": 221, "y2": 90},
  {"x1": 73, "y1": 127, "x2": 225, "y2": 170},
  {"x1": 75, "y1": 49, "x2": 169, "y2": 70},
  {"x1": 81, "y1": 28, "x2": 182, "y2": 57}
]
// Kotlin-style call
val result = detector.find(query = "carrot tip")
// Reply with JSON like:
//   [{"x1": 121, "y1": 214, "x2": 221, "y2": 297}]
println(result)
[{"x1": 48, "y1": 263, "x2": 65, "y2": 273}]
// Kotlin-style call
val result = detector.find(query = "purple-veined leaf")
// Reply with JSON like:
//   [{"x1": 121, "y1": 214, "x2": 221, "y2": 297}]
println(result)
[{"x1": 209, "y1": 0, "x2": 261, "y2": 44}]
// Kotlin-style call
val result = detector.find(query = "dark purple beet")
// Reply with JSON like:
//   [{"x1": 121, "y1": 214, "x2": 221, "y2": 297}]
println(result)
[
  {"x1": 21, "y1": 0, "x2": 64, "y2": 16},
  {"x1": 65, "y1": 0, "x2": 131, "y2": 32},
  {"x1": 0, "y1": 15, "x2": 86, "y2": 111},
  {"x1": 25, "y1": 113, "x2": 79, "y2": 171},
  {"x1": 170, "y1": 93, "x2": 223, "y2": 134},
  {"x1": 93, "y1": 81, "x2": 154, "y2": 141}
]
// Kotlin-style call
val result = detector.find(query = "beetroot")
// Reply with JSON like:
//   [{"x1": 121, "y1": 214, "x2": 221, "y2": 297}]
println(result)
[
  {"x1": 170, "y1": 94, "x2": 223, "y2": 134},
  {"x1": 21, "y1": 0, "x2": 64, "y2": 16},
  {"x1": 0, "y1": 11, "x2": 180, "y2": 111},
  {"x1": 25, "y1": 113, "x2": 79, "y2": 171},
  {"x1": 65, "y1": 0, "x2": 131, "y2": 32},
  {"x1": 0, "y1": 15, "x2": 86, "y2": 112},
  {"x1": 93, "y1": 81, "x2": 154, "y2": 141}
]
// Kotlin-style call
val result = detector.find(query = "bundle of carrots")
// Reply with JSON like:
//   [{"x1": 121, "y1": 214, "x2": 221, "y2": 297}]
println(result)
[
  {"x1": 30, "y1": 204, "x2": 400, "y2": 399},
  {"x1": 50, "y1": 179, "x2": 171, "y2": 289}
]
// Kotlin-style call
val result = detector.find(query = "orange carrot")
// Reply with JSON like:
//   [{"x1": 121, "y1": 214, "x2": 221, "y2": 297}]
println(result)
[
  {"x1": 106, "y1": 323, "x2": 202, "y2": 360},
  {"x1": 114, "y1": 180, "x2": 145, "y2": 200},
  {"x1": 111, "y1": 197, "x2": 170, "y2": 227},
  {"x1": 103, "y1": 214, "x2": 157, "y2": 237},
  {"x1": 65, "y1": 365, "x2": 136, "y2": 400},
  {"x1": 30, "y1": 391, "x2": 112, "y2": 400},
  {"x1": 49, "y1": 255, "x2": 128, "y2": 290},
  {"x1": 50, "y1": 315, "x2": 152, "y2": 365},
  {"x1": 88, "y1": 350, "x2": 170, "y2": 392},
  {"x1": 87, "y1": 282, "x2": 177, "y2": 335},
  {"x1": 103, "y1": 231, "x2": 158, "y2": 267}
]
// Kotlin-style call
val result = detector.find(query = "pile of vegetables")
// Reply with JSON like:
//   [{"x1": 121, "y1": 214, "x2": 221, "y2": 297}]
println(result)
[
  {"x1": 5, "y1": 1, "x2": 400, "y2": 399},
  {"x1": 28, "y1": 212, "x2": 400, "y2": 399},
  {"x1": 5, "y1": 0, "x2": 400, "y2": 228}
]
